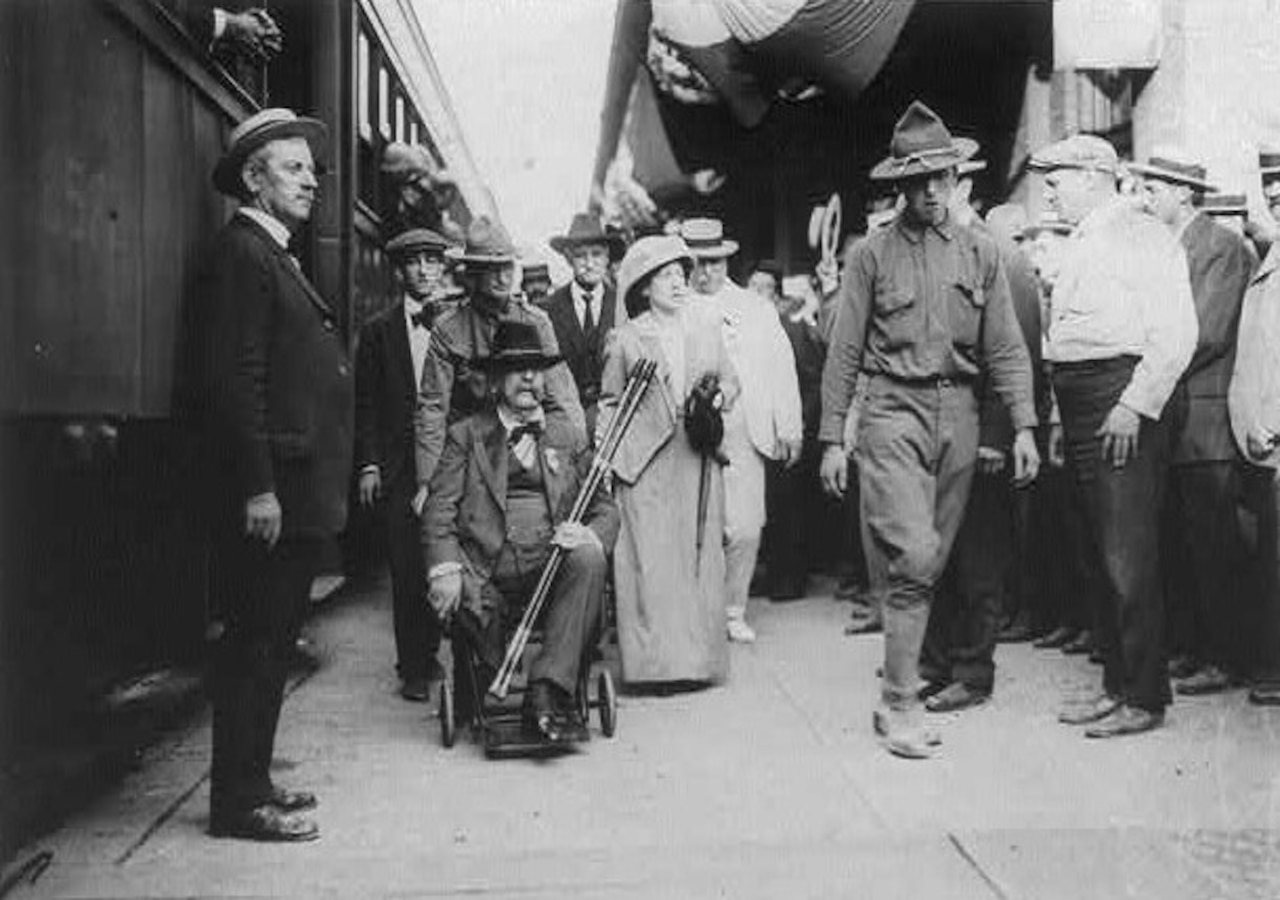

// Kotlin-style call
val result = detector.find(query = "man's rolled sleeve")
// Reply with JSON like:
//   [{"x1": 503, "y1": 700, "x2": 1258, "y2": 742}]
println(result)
[
  {"x1": 414, "y1": 334, "x2": 454, "y2": 487},
  {"x1": 819, "y1": 245, "x2": 873, "y2": 443}
]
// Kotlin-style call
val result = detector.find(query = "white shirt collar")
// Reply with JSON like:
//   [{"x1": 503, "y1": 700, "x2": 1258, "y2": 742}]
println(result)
[
  {"x1": 496, "y1": 404, "x2": 547, "y2": 435},
  {"x1": 404, "y1": 296, "x2": 424, "y2": 316},
  {"x1": 236, "y1": 206, "x2": 292, "y2": 250},
  {"x1": 571, "y1": 280, "x2": 603, "y2": 304}
]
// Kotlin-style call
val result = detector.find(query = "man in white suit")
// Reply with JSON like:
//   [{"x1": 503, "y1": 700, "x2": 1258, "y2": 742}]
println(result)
[{"x1": 685, "y1": 219, "x2": 803, "y2": 642}]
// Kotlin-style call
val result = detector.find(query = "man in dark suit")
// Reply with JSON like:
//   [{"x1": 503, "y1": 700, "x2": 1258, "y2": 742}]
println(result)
[
  {"x1": 423, "y1": 321, "x2": 618, "y2": 741},
  {"x1": 1134, "y1": 148, "x2": 1256, "y2": 695},
  {"x1": 185, "y1": 108, "x2": 352, "y2": 842},
  {"x1": 355, "y1": 229, "x2": 451, "y2": 701},
  {"x1": 544, "y1": 213, "x2": 625, "y2": 438}
]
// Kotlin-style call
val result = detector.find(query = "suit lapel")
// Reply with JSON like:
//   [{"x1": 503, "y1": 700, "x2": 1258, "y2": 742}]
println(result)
[
  {"x1": 387, "y1": 303, "x2": 416, "y2": 393},
  {"x1": 474, "y1": 412, "x2": 509, "y2": 510},
  {"x1": 235, "y1": 216, "x2": 335, "y2": 319},
  {"x1": 556, "y1": 288, "x2": 589, "y2": 356}
]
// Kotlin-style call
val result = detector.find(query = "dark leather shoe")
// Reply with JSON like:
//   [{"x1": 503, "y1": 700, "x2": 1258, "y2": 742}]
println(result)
[
  {"x1": 400, "y1": 675, "x2": 431, "y2": 702},
  {"x1": 1058, "y1": 693, "x2": 1122, "y2": 725},
  {"x1": 1034, "y1": 626, "x2": 1077, "y2": 649},
  {"x1": 844, "y1": 613, "x2": 883, "y2": 636},
  {"x1": 1175, "y1": 665, "x2": 1237, "y2": 696},
  {"x1": 1061, "y1": 630, "x2": 1094, "y2": 655},
  {"x1": 267, "y1": 786, "x2": 317, "y2": 813},
  {"x1": 523, "y1": 680, "x2": 569, "y2": 744},
  {"x1": 925, "y1": 682, "x2": 990, "y2": 713},
  {"x1": 1248, "y1": 682, "x2": 1280, "y2": 706},
  {"x1": 997, "y1": 621, "x2": 1036, "y2": 644},
  {"x1": 1168, "y1": 655, "x2": 1202, "y2": 680},
  {"x1": 872, "y1": 708, "x2": 942, "y2": 746},
  {"x1": 210, "y1": 805, "x2": 319, "y2": 842},
  {"x1": 1085, "y1": 705, "x2": 1164, "y2": 738}
]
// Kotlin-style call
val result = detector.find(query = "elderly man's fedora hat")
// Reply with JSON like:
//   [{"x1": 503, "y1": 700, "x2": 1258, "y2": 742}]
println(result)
[
  {"x1": 385, "y1": 228, "x2": 449, "y2": 259},
  {"x1": 478, "y1": 320, "x2": 562, "y2": 372},
  {"x1": 550, "y1": 213, "x2": 626, "y2": 260},
  {"x1": 680, "y1": 218, "x2": 739, "y2": 258},
  {"x1": 617, "y1": 234, "x2": 694, "y2": 313},
  {"x1": 870, "y1": 102, "x2": 980, "y2": 182},
  {"x1": 1128, "y1": 146, "x2": 1216, "y2": 192},
  {"x1": 213, "y1": 108, "x2": 327, "y2": 197},
  {"x1": 446, "y1": 217, "x2": 518, "y2": 266}
]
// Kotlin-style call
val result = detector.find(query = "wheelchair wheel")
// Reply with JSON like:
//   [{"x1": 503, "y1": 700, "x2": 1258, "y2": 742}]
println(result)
[
  {"x1": 440, "y1": 681, "x2": 456, "y2": 748},
  {"x1": 597, "y1": 670, "x2": 617, "y2": 738},
  {"x1": 576, "y1": 667, "x2": 590, "y2": 724}
]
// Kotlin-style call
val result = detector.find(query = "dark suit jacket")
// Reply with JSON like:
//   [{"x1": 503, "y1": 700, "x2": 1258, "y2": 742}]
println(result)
[
  {"x1": 779, "y1": 314, "x2": 826, "y2": 439},
  {"x1": 979, "y1": 241, "x2": 1044, "y2": 451},
  {"x1": 184, "y1": 214, "x2": 354, "y2": 538},
  {"x1": 422, "y1": 409, "x2": 619, "y2": 587},
  {"x1": 543, "y1": 283, "x2": 617, "y2": 406},
  {"x1": 355, "y1": 301, "x2": 419, "y2": 492},
  {"x1": 1174, "y1": 213, "x2": 1256, "y2": 463}
]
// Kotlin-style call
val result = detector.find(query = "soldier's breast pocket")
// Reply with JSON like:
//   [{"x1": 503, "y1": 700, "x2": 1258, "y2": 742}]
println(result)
[
  {"x1": 948, "y1": 280, "x2": 986, "y2": 348},
  {"x1": 873, "y1": 286, "x2": 917, "y2": 350}
]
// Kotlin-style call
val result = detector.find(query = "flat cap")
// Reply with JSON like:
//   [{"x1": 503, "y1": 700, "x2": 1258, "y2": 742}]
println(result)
[
  {"x1": 1030, "y1": 134, "x2": 1119, "y2": 174},
  {"x1": 385, "y1": 228, "x2": 449, "y2": 258}
]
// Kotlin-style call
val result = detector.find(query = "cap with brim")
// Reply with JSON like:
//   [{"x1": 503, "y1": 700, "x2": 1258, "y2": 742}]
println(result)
[
  {"x1": 478, "y1": 321, "x2": 562, "y2": 372},
  {"x1": 1021, "y1": 213, "x2": 1074, "y2": 239},
  {"x1": 213, "y1": 108, "x2": 327, "y2": 197},
  {"x1": 1029, "y1": 134, "x2": 1118, "y2": 174},
  {"x1": 1202, "y1": 193, "x2": 1248, "y2": 217},
  {"x1": 680, "y1": 218, "x2": 739, "y2": 258},
  {"x1": 446, "y1": 217, "x2": 518, "y2": 266},
  {"x1": 617, "y1": 234, "x2": 694, "y2": 312},
  {"x1": 385, "y1": 228, "x2": 449, "y2": 258},
  {"x1": 550, "y1": 213, "x2": 626, "y2": 261},
  {"x1": 1128, "y1": 148, "x2": 1216, "y2": 191},
  {"x1": 870, "y1": 101, "x2": 979, "y2": 182}
]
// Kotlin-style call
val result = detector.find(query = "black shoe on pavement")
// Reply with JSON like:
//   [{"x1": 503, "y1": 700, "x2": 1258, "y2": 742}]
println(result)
[
  {"x1": 1174, "y1": 665, "x2": 1237, "y2": 696},
  {"x1": 997, "y1": 620, "x2": 1036, "y2": 644},
  {"x1": 1034, "y1": 626, "x2": 1077, "y2": 650},
  {"x1": 210, "y1": 805, "x2": 319, "y2": 842},
  {"x1": 1168, "y1": 655, "x2": 1202, "y2": 680},
  {"x1": 1248, "y1": 682, "x2": 1280, "y2": 706},
  {"x1": 1058, "y1": 693, "x2": 1122, "y2": 725},
  {"x1": 1061, "y1": 630, "x2": 1094, "y2": 655},
  {"x1": 266, "y1": 786, "x2": 318, "y2": 813},
  {"x1": 400, "y1": 675, "x2": 432, "y2": 702},
  {"x1": 925, "y1": 682, "x2": 991, "y2": 713},
  {"x1": 1084, "y1": 705, "x2": 1164, "y2": 738},
  {"x1": 844, "y1": 612, "x2": 883, "y2": 636}
]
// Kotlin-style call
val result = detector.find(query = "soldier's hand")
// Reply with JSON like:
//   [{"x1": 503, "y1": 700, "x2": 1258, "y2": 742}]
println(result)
[
  {"x1": 1011, "y1": 429, "x2": 1040, "y2": 487},
  {"x1": 358, "y1": 469, "x2": 381, "y2": 507},
  {"x1": 1047, "y1": 424, "x2": 1066, "y2": 468},
  {"x1": 820, "y1": 443, "x2": 848, "y2": 498},
  {"x1": 977, "y1": 446, "x2": 1006, "y2": 476},
  {"x1": 1097, "y1": 403, "x2": 1140, "y2": 469},
  {"x1": 428, "y1": 570, "x2": 462, "y2": 620},
  {"x1": 411, "y1": 485, "x2": 429, "y2": 518},
  {"x1": 245, "y1": 492, "x2": 282, "y2": 549},
  {"x1": 815, "y1": 257, "x2": 840, "y2": 297}
]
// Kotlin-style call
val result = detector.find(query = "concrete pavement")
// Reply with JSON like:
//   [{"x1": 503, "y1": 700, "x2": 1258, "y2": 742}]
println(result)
[{"x1": 5, "y1": 575, "x2": 1280, "y2": 898}]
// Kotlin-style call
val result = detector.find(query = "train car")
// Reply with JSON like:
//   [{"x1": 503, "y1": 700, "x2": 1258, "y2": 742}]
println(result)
[{"x1": 0, "y1": 0, "x2": 493, "y2": 856}]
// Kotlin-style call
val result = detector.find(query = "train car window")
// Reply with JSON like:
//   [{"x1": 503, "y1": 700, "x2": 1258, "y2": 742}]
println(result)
[
  {"x1": 410, "y1": 121, "x2": 420, "y2": 146},
  {"x1": 396, "y1": 95, "x2": 406, "y2": 143},
  {"x1": 378, "y1": 66, "x2": 391, "y2": 140},
  {"x1": 357, "y1": 30, "x2": 371, "y2": 140}
]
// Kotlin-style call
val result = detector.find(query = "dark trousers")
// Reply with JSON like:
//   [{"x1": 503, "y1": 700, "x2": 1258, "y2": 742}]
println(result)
[
  {"x1": 210, "y1": 535, "x2": 320, "y2": 816},
  {"x1": 922, "y1": 471, "x2": 1016, "y2": 692},
  {"x1": 1054, "y1": 358, "x2": 1172, "y2": 712},
  {"x1": 386, "y1": 484, "x2": 440, "y2": 680},
  {"x1": 1242, "y1": 465, "x2": 1280, "y2": 682},
  {"x1": 764, "y1": 438, "x2": 826, "y2": 585},
  {"x1": 1163, "y1": 461, "x2": 1248, "y2": 672}
]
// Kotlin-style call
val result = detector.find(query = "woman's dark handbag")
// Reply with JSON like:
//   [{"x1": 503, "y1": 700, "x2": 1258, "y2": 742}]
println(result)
[{"x1": 684, "y1": 372, "x2": 728, "y2": 463}]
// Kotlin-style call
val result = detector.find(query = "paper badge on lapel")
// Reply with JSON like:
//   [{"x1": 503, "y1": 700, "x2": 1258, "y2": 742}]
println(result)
[{"x1": 543, "y1": 447, "x2": 561, "y2": 474}]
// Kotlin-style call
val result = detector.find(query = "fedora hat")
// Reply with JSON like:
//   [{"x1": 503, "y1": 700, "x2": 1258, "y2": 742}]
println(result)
[
  {"x1": 446, "y1": 217, "x2": 518, "y2": 266},
  {"x1": 616, "y1": 234, "x2": 694, "y2": 313},
  {"x1": 870, "y1": 102, "x2": 979, "y2": 182},
  {"x1": 213, "y1": 108, "x2": 327, "y2": 197},
  {"x1": 1127, "y1": 146, "x2": 1216, "y2": 192},
  {"x1": 550, "y1": 213, "x2": 625, "y2": 260},
  {"x1": 385, "y1": 228, "x2": 449, "y2": 259},
  {"x1": 478, "y1": 320, "x2": 562, "y2": 372},
  {"x1": 680, "y1": 218, "x2": 739, "y2": 258}
]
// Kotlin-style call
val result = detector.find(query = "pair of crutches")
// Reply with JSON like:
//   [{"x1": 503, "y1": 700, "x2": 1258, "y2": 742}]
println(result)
[{"x1": 488, "y1": 358, "x2": 658, "y2": 700}]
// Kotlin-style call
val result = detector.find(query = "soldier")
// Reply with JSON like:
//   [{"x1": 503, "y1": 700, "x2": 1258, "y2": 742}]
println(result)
[{"x1": 819, "y1": 103, "x2": 1039, "y2": 758}]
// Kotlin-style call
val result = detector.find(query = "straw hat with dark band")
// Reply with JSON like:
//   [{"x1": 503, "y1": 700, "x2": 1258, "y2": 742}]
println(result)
[
  {"x1": 680, "y1": 218, "x2": 738, "y2": 258},
  {"x1": 213, "y1": 108, "x2": 327, "y2": 198},
  {"x1": 1128, "y1": 146, "x2": 1217, "y2": 192}
]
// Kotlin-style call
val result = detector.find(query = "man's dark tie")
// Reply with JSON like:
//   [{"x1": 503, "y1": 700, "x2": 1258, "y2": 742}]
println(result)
[
  {"x1": 508, "y1": 423, "x2": 543, "y2": 446},
  {"x1": 582, "y1": 296, "x2": 596, "y2": 337},
  {"x1": 410, "y1": 308, "x2": 433, "y2": 330}
]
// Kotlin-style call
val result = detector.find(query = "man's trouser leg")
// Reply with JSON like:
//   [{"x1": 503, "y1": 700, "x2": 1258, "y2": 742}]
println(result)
[
  {"x1": 527, "y1": 542, "x2": 607, "y2": 693},
  {"x1": 1245, "y1": 466, "x2": 1280, "y2": 685},
  {"x1": 387, "y1": 483, "x2": 440, "y2": 681},
  {"x1": 211, "y1": 536, "x2": 319, "y2": 817},
  {"x1": 947, "y1": 472, "x2": 1014, "y2": 693},
  {"x1": 857, "y1": 379, "x2": 978, "y2": 713},
  {"x1": 723, "y1": 411, "x2": 766, "y2": 623},
  {"x1": 1055, "y1": 359, "x2": 1172, "y2": 713}
]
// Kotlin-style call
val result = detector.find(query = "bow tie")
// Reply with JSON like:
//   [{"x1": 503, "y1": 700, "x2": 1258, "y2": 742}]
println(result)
[
  {"x1": 409, "y1": 308, "x2": 433, "y2": 329},
  {"x1": 507, "y1": 423, "x2": 543, "y2": 446}
]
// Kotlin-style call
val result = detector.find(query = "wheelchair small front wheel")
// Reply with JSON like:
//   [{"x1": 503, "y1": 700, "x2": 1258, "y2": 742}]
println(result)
[
  {"x1": 598, "y1": 670, "x2": 617, "y2": 737},
  {"x1": 440, "y1": 681, "x2": 456, "y2": 748}
]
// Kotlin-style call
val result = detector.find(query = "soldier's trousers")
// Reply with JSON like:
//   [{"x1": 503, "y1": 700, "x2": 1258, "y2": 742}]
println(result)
[{"x1": 855, "y1": 376, "x2": 979, "y2": 712}]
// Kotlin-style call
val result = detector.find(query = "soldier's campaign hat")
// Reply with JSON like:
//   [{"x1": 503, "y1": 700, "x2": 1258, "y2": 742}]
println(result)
[
  {"x1": 385, "y1": 228, "x2": 449, "y2": 259},
  {"x1": 549, "y1": 213, "x2": 626, "y2": 261},
  {"x1": 869, "y1": 102, "x2": 980, "y2": 182},
  {"x1": 1030, "y1": 134, "x2": 1119, "y2": 175},
  {"x1": 616, "y1": 234, "x2": 694, "y2": 313},
  {"x1": 1201, "y1": 193, "x2": 1248, "y2": 219},
  {"x1": 478, "y1": 320, "x2": 562, "y2": 372},
  {"x1": 680, "y1": 218, "x2": 739, "y2": 258},
  {"x1": 1127, "y1": 146, "x2": 1216, "y2": 192},
  {"x1": 446, "y1": 217, "x2": 519, "y2": 266},
  {"x1": 213, "y1": 107, "x2": 327, "y2": 197}
]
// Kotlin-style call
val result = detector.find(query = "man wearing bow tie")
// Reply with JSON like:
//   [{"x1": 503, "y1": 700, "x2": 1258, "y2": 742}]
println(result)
[
  {"x1": 355, "y1": 229, "x2": 453, "y2": 701},
  {"x1": 423, "y1": 321, "x2": 618, "y2": 742}
]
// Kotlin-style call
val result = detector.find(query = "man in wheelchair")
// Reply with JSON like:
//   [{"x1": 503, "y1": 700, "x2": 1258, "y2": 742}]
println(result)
[{"x1": 422, "y1": 320, "x2": 619, "y2": 744}]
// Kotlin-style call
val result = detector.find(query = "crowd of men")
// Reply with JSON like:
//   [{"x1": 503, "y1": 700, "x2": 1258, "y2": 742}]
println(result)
[{"x1": 182, "y1": 97, "x2": 1280, "y2": 840}]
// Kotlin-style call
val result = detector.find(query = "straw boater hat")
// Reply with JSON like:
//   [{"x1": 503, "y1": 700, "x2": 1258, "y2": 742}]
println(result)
[
  {"x1": 445, "y1": 217, "x2": 518, "y2": 266},
  {"x1": 680, "y1": 218, "x2": 738, "y2": 258},
  {"x1": 549, "y1": 213, "x2": 626, "y2": 261},
  {"x1": 478, "y1": 320, "x2": 561, "y2": 372},
  {"x1": 213, "y1": 107, "x2": 327, "y2": 197},
  {"x1": 616, "y1": 234, "x2": 694, "y2": 313},
  {"x1": 385, "y1": 228, "x2": 449, "y2": 259},
  {"x1": 1127, "y1": 146, "x2": 1217, "y2": 192},
  {"x1": 869, "y1": 102, "x2": 980, "y2": 182}
]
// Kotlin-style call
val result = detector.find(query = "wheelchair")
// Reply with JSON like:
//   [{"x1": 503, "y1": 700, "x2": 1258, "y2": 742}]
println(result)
[{"x1": 438, "y1": 601, "x2": 618, "y2": 759}]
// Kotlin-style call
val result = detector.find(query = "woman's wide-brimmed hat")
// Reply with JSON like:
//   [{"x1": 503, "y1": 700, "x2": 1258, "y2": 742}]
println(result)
[
  {"x1": 549, "y1": 213, "x2": 626, "y2": 260},
  {"x1": 1127, "y1": 146, "x2": 1217, "y2": 192},
  {"x1": 446, "y1": 217, "x2": 518, "y2": 266},
  {"x1": 616, "y1": 234, "x2": 694, "y2": 313},
  {"x1": 478, "y1": 320, "x2": 562, "y2": 372},
  {"x1": 680, "y1": 218, "x2": 739, "y2": 259},
  {"x1": 869, "y1": 102, "x2": 979, "y2": 182},
  {"x1": 213, "y1": 108, "x2": 327, "y2": 197}
]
